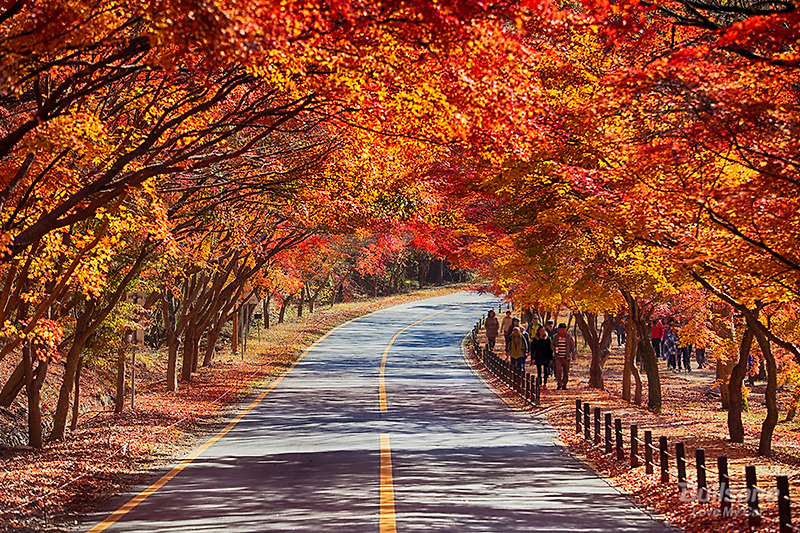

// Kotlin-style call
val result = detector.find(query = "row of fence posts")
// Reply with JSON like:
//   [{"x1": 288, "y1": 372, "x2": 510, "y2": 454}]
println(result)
[
  {"x1": 576, "y1": 399, "x2": 798, "y2": 531},
  {"x1": 470, "y1": 313, "x2": 541, "y2": 407}
]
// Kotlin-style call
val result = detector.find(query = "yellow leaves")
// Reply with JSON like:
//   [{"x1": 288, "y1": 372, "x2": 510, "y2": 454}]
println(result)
[{"x1": 29, "y1": 110, "x2": 109, "y2": 162}]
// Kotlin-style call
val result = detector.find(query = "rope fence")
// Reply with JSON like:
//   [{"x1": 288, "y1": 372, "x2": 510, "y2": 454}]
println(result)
[
  {"x1": 468, "y1": 309, "x2": 541, "y2": 408},
  {"x1": 575, "y1": 398, "x2": 800, "y2": 532}
]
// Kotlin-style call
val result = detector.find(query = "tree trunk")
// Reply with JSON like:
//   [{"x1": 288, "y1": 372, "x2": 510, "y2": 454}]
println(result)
[
  {"x1": 115, "y1": 343, "x2": 126, "y2": 413},
  {"x1": 23, "y1": 343, "x2": 45, "y2": 449},
  {"x1": 70, "y1": 357, "x2": 82, "y2": 431},
  {"x1": 622, "y1": 317, "x2": 635, "y2": 402},
  {"x1": 633, "y1": 358, "x2": 643, "y2": 405},
  {"x1": 279, "y1": 295, "x2": 292, "y2": 323},
  {"x1": 784, "y1": 385, "x2": 800, "y2": 422},
  {"x1": 574, "y1": 310, "x2": 620, "y2": 391},
  {"x1": 574, "y1": 311, "x2": 604, "y2": 390},
  {"x1": 203, "y1": 312, "x2": 224, "y2": 367},
  {"x1": 306, "y1": 284, "x2": 316, "y2": 314},
  {"x1": 181, "y1": 326, "x2": 197, "y2": 382},
  {"x1": 264, "y1": 294, "x2": 271, "y2": 329},
  {"x1": 624, "y1": 293, "x2": 660, "y2": 412},
  {"x1": 0, "y1": 359, "x2": 26, "y2": 407},
  {"x1": 163, "y1": 297, "x2": 179, "y2": 392},
  {"x1": 232, "y1": 308, "x2": 239, "y2": 353},
  {"x1": 50, "y1": 303, "x2": 96, "y2": 441},
  {"x1": 717, "y1": 352, "x2": 737, "y2": 410},
  {"x1": 418, "y1": 258, "x2": 430, "y2": 289},
  {"x1": 754, "y1": 326, "x2": 779, "y2": 457},
  {"x1": 437, "y1": 259, "x2": 444, "y2": 285},
  {"x1": 728, "y1": 326, "x2": 754, "y2": 443},
  {"x1": 297, "y1": 286, "x2": 305, "y2": 318}
]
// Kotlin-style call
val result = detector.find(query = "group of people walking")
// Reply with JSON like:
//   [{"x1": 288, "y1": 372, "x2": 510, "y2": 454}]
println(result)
[
  {"x1": 650, "y1": 319, "x2": 706, "y2": 372},
  {"x1": 484, "y1": 310, "x2": 577, "y2": 390}
]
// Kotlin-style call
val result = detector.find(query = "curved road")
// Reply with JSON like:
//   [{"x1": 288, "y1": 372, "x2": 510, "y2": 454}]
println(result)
[{"x1": 82, "y1": 292, "x2": 672, "y2": 532}]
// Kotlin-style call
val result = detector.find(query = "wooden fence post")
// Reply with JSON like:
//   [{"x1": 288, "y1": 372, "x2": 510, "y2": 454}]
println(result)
[
  {"x1": 615, "y1": 418, "x2": 624, "y2": 461},
  {"x1": 745, "y1": 465, "x2": 761, "y2": 528},
  {"x1": 645, "y1": 430, "x2": 653, "y2": 475},
  {"x1": 576, "y1": 399, "x2": 582, "y2": 434},
  {"x1": 696, "y1": 448, "x2": 708, "y2": 503},
  {"x1": 718, "y1": 456, "x2": 731, "y2": 516},
  {"x1": 630, "y1": 425, "x2": 639, "y2": 468},
  {"x1": 584, "y1": 402, "x2": 591, "y2": 441},
  {"x1": 659, "y1": 436, "x2": 669, "y2": 484},
  {"x1": 676, "y1": 442, "x2": 687, "y2": 495},
  {"x1": 778, "y1": 475, "x2": 791, "y2": 533},
  {"x1": 605, "y1": 413, "x2": 613, "y2": 454},
  {"x1": 594, "y1": 408, "x2": 601, "y2": 446}
]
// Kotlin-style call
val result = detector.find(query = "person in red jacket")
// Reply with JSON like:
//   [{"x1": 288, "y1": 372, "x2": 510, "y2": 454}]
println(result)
[{"x1": 651, "y1": 319, "x2": 664, "y2": 360}]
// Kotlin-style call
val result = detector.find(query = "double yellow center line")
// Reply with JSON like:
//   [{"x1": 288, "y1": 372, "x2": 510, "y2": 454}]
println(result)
[{"x1": 378, "y1": 306, "x2": 461, "y2": 533}]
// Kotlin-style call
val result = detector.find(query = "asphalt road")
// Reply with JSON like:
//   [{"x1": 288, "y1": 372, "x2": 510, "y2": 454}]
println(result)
[{"x1": 81, "y1": 292, "x2": 673, "y2": 532}]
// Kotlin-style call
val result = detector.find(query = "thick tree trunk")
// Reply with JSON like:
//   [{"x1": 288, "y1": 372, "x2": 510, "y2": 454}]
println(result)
[
  {"x1": 203, "y1": 312, "x2": 224, "y2": 367},
  {"x1": 70, "y1": 357, "x2": 82, "y2": 431},
  {"x1": 638, "y1": 331, "x2": 661, "y2": 412},
  {"x1": 754, "y1": 327, "x2": 778, "y2": 457},
  {"x1": 418, "y1": 259, "x2": 430, "y2": 289},
  {"x1": 574, "y1": 310, "x2": 620, "y2": 391},
  {"x1": 624, "y1": 292, "x2": 660, "y2": 411},
  {"x1": 728, "y1": 326, "x2": 754, "y2": 443},
  {"x1": 297, "y1": 286, "x2": 305, "y2": 318}
]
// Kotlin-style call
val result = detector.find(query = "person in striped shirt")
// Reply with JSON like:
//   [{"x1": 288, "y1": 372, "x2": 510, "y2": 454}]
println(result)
[{"x1": 551, "y1": 323, "x2": 577, "y2": 390}]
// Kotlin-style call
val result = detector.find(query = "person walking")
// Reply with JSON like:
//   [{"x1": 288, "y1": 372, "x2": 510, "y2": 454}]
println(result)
[
  {"x1": 651, "y1": 319, "x2": 664, "y2": 360},
  {"x1": 663, "y1": 324, "x2": 679, "y2": 372},
  {"x1": 508, "y1": 327, "x2": 528, "y2": 371},
  {"x1": 695, "y1": 345, "x2": 706, "y2": 369},
  {"x1": 551, "y1": 323, "x2": 577, "y2": 390},
  {"x1": 485, "y1": 310, "x2": 500, "y2": 351},
  {"x1": 505, "y1": 316, "x2": 520, "y2": 352},
  {"x1": 545, "y1": 320, "x2": 556, "y2": 339},
  {"x1": 531, "y1": 325, "x2": 554, "y2": 389},
  {"x1": 545, "y1": 319, "x2": 556, "y2": 379},
  {"x1": 615, "y1": 321, "x2": 626, "y2": 346},
  {"x1": 500, "y1": 310, "x2": 514, "y2": 349},
  {"x1": 680, "y1": 343, "x2": 692, "y2": 373}
]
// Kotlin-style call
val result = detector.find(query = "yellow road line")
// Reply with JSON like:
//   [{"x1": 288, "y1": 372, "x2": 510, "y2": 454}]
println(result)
[
  {"x1": 379, "y1": 433, "x2": 397, "y2": 533},
  {"x1": 377, "y1": 301, "x2": 480, "y2": 531},
  {"x1": 86, "y1": 319, "x2": 354, "y2": 533},
  {"x1": 379, "y1": 306, "x2": 460, "y2": 412}
]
